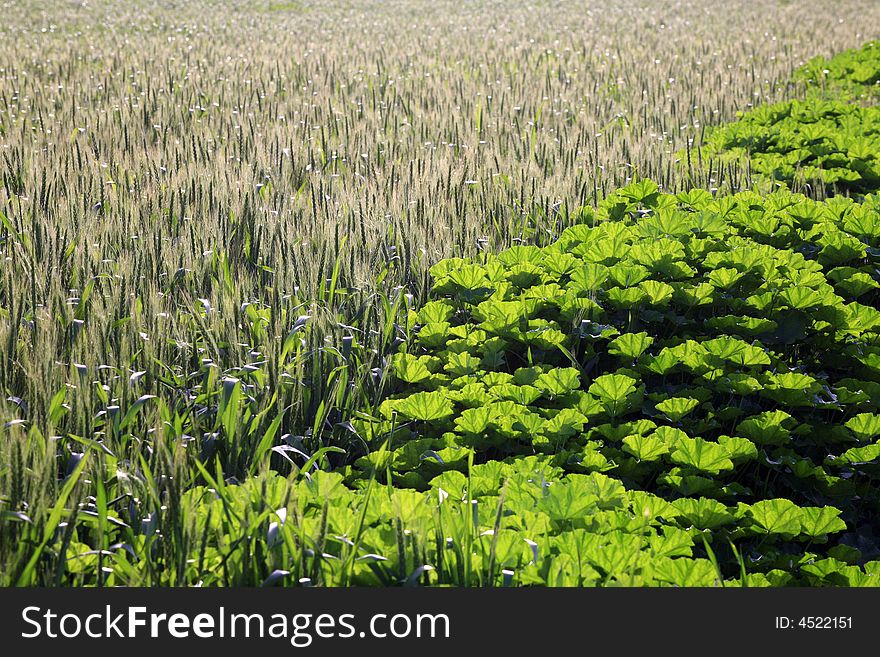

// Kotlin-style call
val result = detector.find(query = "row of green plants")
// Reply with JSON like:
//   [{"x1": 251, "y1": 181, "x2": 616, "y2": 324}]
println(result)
[
  {"x1": 14, "y1": 451, "x2": 876, "y2": 586},
  {"x1": 702, "y1": 41, "x2": 879, "y2": 196},
  {"x1": 338, "y1": 43, "x2": 880, "y2": 586},
  {"x1": 350, "y1": 182, "x2": 880, "y2": 585},
  {"x1": 796, "y1": 41, "x2": 880, "y2": 102}
]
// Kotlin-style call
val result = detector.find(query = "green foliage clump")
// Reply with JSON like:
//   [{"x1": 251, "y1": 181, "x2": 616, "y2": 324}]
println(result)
[
  {"x1": 702, "y1": 40, "x2": 880, "y2": 197},
  {"x1": 702, "y1": 100, "x2": 880, "y2": 196},
  {"x1": 796, "y1": 40, "x2": 880, "y2": 101},
  {"x1": 356, "y1": 180, "x2": 880, "y2": 585}
]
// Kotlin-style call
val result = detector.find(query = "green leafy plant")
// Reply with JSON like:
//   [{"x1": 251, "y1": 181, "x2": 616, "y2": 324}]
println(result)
[{"x1": 356, "y1": 180, "x2": 880, "y2": 586}]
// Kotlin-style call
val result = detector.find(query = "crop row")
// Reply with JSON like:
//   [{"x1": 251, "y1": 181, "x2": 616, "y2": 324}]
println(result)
[{"x1": 704, "y1": 41, "x2": 880, "y2": 196}]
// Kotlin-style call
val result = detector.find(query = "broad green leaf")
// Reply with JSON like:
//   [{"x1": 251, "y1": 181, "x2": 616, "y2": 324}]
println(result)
[
  {"x1": 607, "y1": 332, "x2": 654, "y2": 360},
  {"x1": 670, "y1": 437, "x2": 735, "y2": 475},
  {"x1": 707, "y1": 267, "x2": 745, "y2": 289},
  {"x1": 606, "y1": 286, "x2": 647, "y2": 308},
  {"x1": 429, "y1": 471, "x2": 468, "y2": 502},
  {"x1": 650, "y1": 557, "x2": 719, "y2": 587},
  {"x1": 569, "y1": 264, "x2": 609, "y2": 292},
  {"x1": 536, "y1": 480, "x2": 600, "y2": 521},
  {"x1": 835, "y1": 442, "x2": 880, "y2": 465},
  {"x1": 454, "y1": 406, "x2": 492, "y2": 435},
  {"x1": 655, "y1": 397, "x2": 700, "y2": 422},
  {"x1": 418, "y1": 322, "x2": 452, "y2": 348},
  {"x1": 629, "y1": 491, "x2": 677, "y2": 522},
  {"x1": 389, "y1": 353, "x2": 436, "y2": 384},
  {"x1": 652, "y1": 426, "x2": 691, "y2": 447},
  {"x1": 647, "y1": 527, "x2": 694, "y2": 559},
  {"x1": 671, "y1": 498, "x2": 735, "y2": 530},
  {"x1": 417, "y1": 300, "x2": 455, "y2": 324},
  {"x1": 718, "y1": 435, "x2": 759, "y2": 462},
  {"x1": 444, "y1": 352, "x2": 482, "y2": 376},
  {"x1": 645, "y1": 349, "x2": 679, "y2": 375},
  {"x1": 736, "y1": 410, "x2": 793, "y2": 446},
  {"x1": 396, "y1": 391, "x2": 455, "y2": 422},
  {"x1": 536, "y1": 368, "x2": 581, "y2": 396},
  {"x1": 608, "y1": 263, "x2": 650, "y2": 288},
  {"x1": 589, "y1": 373, "x2": 638, "y2": 403},
  {"x1": 449, "y1": 382, "x2": 493, "y2": 408},
  {"x1": 799, "y1": 506, "x2": 847, "y2": 539},
  {"x1": 491, "y1": 383, "x2": 543, "y2": 405},
  {"x1": 566, "y1": 472, "x2": 628, "y2": 509},
  {"x1": 622, "y1": 434, "x2": 669, "y2": 462},
  {"x1": 571, "y1": 447, "x2": 615, "y2": 473},
  {"x1": 845, "y1": 413, "x2": 880, "y2": 441},
  {"x1": 744, "y1": 499, "x2": 802, "y2": 537},
  {"x1": 498, "y1": 244, "x2": 544, "y2": 266},
  {"x1": 540, "y1": 408, "x2": 587, "y2": 441},
  {"x1": 703, "y1": 336, "x2": 770, "y2": 367},
  {"x1": 639, "y1": 280, "x2": 675, "y2": 306}
]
